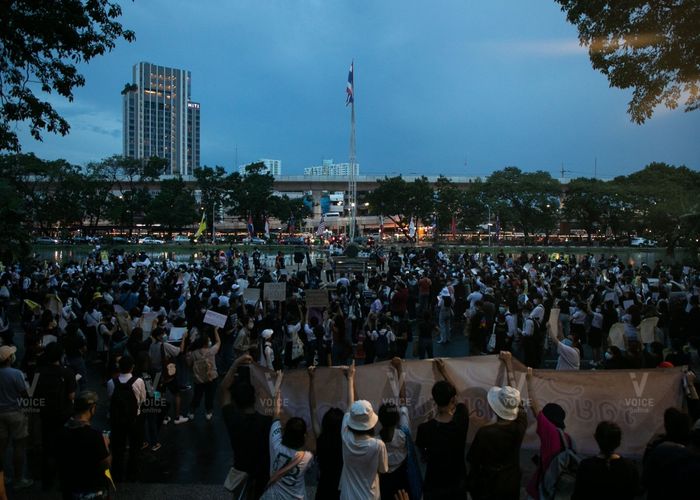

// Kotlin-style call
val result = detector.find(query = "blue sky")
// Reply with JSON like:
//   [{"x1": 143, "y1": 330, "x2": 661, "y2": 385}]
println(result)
[{"x1": 15, "y1": 0, "x2": 700, "y2": 178}]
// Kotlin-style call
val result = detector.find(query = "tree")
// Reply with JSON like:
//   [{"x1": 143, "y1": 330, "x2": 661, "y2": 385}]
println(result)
[
  {"x1": 556, "y1": 0, "x2": 700, "y2": 123},
  {"x1": 194, "y1": 165, "x2": 232, "y2": 240},
  {"x1": 145, "y1": 178, "x2": 198, "y2": 236},
  {"x1": 366, "y1": 175, "x2": 434, "y2": 241},
  {"x1": 0, "y1": 0, "x2": 135, "y2": 151},
  {"x1": 484, "y1": 167, "x2": 560, "y2": 242},
  {"x1": 270, "y1": 195, "x2": 313, "y2": 233},
  {"x1": 561, "y1": 178, "x2": 608, "y2": 243},
  {"x1": 97, "y1": 155, "x2": 163, "y2": 236},
  {"x1": 0, "y1": 179, "x2": 31, "y2": 261},
  {"x1": 621, "y1": 162, "x2": 700, "y2": 250},
  {"x1": 225, "y1": 162, "x2": 275, "y2": 232}
]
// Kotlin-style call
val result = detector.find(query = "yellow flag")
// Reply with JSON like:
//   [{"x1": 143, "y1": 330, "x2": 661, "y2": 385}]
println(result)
[{"x1": 194, "y1": 213, "x2": 207, "y2": 239}]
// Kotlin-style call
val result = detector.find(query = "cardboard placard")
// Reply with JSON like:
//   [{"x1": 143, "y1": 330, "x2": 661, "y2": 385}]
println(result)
[
  {"x1": 264, "y1": 282, "x2": 287, "y2": 302},
  {"x1": 623, "y1": 299, "x2": 634, "y2": 311},
  {"x1": 168, "y1": 326, "x2": 187, "y2": 342},
  {"x1": 604, "y1": 292, "x2": 617, "y2": 304},
  {"x1": 640, "y1": 317, "x2": 659, "y2": 344},
  {"x1": 113, "y1": 304, "x2": 126, "y2": 315},
  {"x1": 243, "y1": 288, "x2": 261, "y2": 303},
  {"x1": 203, "y1": 309, "x2": 227, "y2": 329},
  {"x1": 305, "y1": 289, "x2": 330, "y2": 308},
  {"x1": 608, "y1": 322, "x2": 626, "y2": 350},
  {"x1": 141, "y1": 312, "x2": 158, "y2": 335}
]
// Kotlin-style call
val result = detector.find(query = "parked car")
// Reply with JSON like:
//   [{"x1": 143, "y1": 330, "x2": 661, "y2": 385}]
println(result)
[
  {"x1": 242, "y1": 237, "x2": 266, "y2": 245},
  {"x1": 281, "y1": 236, "x2": 307, "y2": 246},
  {"x1": 102, "y1": 236, "x2": 132, "y2": 245},
  {"x1": 35, "y1": 237, "x2": 59, "y2": 245},
  {"x1": 139, "y1": 236, "x2": 165, "y2": 245},
  {"x1": 630, "y1": 237, "x2": 657, "y2": 247},
  {"x1": 172, "y1": 235, "x2": 192, "y2": 245}
]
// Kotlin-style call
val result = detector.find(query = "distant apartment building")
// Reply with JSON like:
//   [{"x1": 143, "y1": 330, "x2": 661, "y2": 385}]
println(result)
[
  {"x1": 123, "y1": 62, "x2": 200, "y2": 177},
  {"x1": 304, "y1": 159, "x2": 359, "y2": 177},
  {"x1": 238, "y1": 159, "x2": 282, "y2": 177}
]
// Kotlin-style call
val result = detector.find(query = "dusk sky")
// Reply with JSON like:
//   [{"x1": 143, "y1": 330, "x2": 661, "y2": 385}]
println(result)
[{"x1": 15, "y1": 0, "x2": 700, "y2": 178}]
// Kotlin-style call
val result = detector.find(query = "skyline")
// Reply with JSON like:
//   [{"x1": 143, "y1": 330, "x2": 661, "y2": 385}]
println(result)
[{"x1": 12, "y1": 0, "x2": 700, "y2": 178}]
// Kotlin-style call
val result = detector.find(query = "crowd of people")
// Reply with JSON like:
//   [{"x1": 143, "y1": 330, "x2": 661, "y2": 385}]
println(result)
[{"x1": 0, "y1": 243, "x2": 699, "y2": 499}]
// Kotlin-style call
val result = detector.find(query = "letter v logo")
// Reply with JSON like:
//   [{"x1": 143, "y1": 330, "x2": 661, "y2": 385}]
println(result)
[
  {"x1": 26, "y1": 373, "x2": 40, "y2": 398},
  {"x1": 630, "y1": 372, "x2": 648, "y2": 398}
]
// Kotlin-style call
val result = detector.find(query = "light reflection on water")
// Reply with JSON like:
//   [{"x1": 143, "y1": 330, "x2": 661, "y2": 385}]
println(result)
[{"x1": 34, "y1": 245, "x2": 692, "y2": 266}]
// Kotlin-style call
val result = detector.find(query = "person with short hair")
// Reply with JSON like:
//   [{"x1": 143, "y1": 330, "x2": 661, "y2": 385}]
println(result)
[
  {"x1": 467, "y1": 352, "x2": 527, "y2": 500},
  {"x1": 0, "y1": 345, "x2": 32, "y2": 490},
  {"x1": 107, "y1": 355, "x2": 146, "y2": 481},
  {"x1": 261, "y1": 377, "x2": 313, "y2": 499},
  {"x1": 572, "y1": 421, "x2": 641, "y2": 500},
  {"x1": 415, "y1": 358, "x2": 469, "y2": 499},
  {"x1": 339, "y1": 361, "x2": 388, "y2": 500},
  {"x1": 58, "y1": 391, "x2": 111, "y2": 499}
]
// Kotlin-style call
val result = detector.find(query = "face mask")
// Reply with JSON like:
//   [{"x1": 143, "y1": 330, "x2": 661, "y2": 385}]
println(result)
[
  {"x1": 355, "y1": 293, "x2": 360, "y2": 299},
  {"x1": 247, "y1": 322, "x2": 254, "y2": 330},
  {"x1": 605, "y1": 352, "x2": 613, "y2": 360},
  {"x1": 499, "y1": 306, "x2": 507, "y2": 314}
]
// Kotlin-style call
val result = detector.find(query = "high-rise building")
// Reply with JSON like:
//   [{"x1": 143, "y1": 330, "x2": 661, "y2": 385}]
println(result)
[
  {"x1": 304, "y1": 159, "x2": 359, "y2": 177},
  {"x1": 238, "y1": 159, "x2": 282, "y2": 177},
  {"x1": 123, "y1": 62, "x2": 200, "y2": 177}
]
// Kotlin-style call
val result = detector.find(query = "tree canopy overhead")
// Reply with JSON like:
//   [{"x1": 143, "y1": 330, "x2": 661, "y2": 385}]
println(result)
[
  {"x1": 556, "y1": 0, "x2": 700, "y2": 123},
  {"x1": 0, "y1": 0, "x2": 135, "y2": 151}
]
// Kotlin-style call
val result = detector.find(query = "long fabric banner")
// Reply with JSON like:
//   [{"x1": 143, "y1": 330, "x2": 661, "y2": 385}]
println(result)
[{"x1": 249, "y1": 356, "x2": 684, "y2": 456}]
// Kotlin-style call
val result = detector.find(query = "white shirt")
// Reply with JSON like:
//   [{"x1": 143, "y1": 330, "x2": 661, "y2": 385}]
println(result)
[
  {"x1": 339, "y1": 412, "x2": 388, "y2": 500},
  {"x1": 261, "y1": 420, "x2": 313, "y2": 500},
  {"x1": 385, "y1": 406, "x2": 410, "y2": 473},
  {"x1": 107, "y1": 373, "x2": 147, "y2": 415},
  {"x1": 505, "y1": 313, "x2": 518, "y2": 338},
  {"x1": 556, "y1": 342, "x2": 580, "y2": 370}
]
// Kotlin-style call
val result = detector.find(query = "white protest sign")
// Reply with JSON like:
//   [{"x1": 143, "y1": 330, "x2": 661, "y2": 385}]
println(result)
[{"x1": 203, "y1": 309, "x2": 227, "y2": 329}]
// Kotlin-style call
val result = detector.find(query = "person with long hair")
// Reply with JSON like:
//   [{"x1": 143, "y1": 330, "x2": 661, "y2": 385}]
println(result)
[{"x1": 308, "y1": 366, "x2": 343, "y2": 500}]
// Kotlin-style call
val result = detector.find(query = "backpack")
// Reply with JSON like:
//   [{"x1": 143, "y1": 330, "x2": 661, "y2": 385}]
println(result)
[
  {"x1": 110, "y1": 376, "x2": 139, "y2": 426},
  {"x1": 375, "y1": 329, "x2": 392, "y2": 358},
  {"x1": 192, "y1": 352, "x2": 215, "y2": 383},
  {"x1": 540, "y1": 428, "x2": 582, "y2": 500}
]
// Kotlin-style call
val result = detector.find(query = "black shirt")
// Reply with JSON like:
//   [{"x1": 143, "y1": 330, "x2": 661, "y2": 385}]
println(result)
[
  {"x1": 222, "y1": 403, "x2": 272, "y2": 496},
  {"x1": 415, "y1": 403, "x2": 469, "y2": 493},
  {"x1": 36, "y1": 364, "x2": 77, "y2": 422},
  {"x1": 572, "y1": 456, "x2": 640, "y2": 500},
  {"x1": 58, "y1": 420, "x2": 110, "y2": 494},
  {"x1": 466, "y1": 408, "x2": 528, "y2": 499}
]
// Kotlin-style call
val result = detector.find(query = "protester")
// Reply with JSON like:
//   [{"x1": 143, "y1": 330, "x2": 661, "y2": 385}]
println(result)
[
  {"x1": 467, "y1": 351, "x2": 527, "y2": 500},
  {"x1": 58, "y1": 391, "x2": 111, "y2": 499},
  {"x1": 187, "y1": 326, "x2": 220, "y2": 420},
  {"x1": 572, "y1": 421, "x2": 641, "y2": 500},
  {"x1": 415, "y1": 358, "x2": 468, "y2": 500},
  {"x1": 339, "y1": 361, "x2": 388, "y2": 500},
  {"x1": 0, "y1": 345, "x2": 33, "y2": 489},
  {"x1": 220, "y1": 354, "x2": 272, "y2": 498},
  {"x1": 525, "y1": 366, "x2": 574, "y2": 499},
  {"x1": 261, "y1": 377, "x2": 313, "y2": 499},
  {"x1": 107, "y1": 355, "x2": 146, "y2": 481},
  {"x1": 308, "y1": 366, "x2": 343, "y2": 500},
  {"x1": 35, "y1": 342, "x2": 76, "y2": 490}
]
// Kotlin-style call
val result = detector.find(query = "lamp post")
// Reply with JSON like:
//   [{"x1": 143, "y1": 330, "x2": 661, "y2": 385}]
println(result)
[{"x1": 487, "y1": 204, "x2": 492, "y2": 247}]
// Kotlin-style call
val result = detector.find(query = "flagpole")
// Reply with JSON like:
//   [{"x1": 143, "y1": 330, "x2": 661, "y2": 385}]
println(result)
[{"x1": 348, "y1": 64, "x2": 357, "y2": 242}]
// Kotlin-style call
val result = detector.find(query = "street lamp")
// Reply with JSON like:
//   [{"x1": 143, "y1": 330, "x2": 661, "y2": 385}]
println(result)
[{"x1": 486, "y1": 204, "x2": 491, "y2": 247}]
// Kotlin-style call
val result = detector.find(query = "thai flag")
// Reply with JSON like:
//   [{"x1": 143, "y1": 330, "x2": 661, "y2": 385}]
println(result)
[
  {"x1": 288, "y1": 215, "x2": 295, "y2": 233},
  {"x1": 346, "y1": 61, "x2": 354, "y2": 106},
  {"x1": 247, "y1": 214, "x2": 254, "y2": 237},
  {"x1": 264, "y1": 217, "x2": 270, "y2": 239}
]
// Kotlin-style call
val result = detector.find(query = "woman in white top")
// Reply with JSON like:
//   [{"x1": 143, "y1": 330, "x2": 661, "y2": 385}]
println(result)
[
  {"x1": 261, "y1": 380, "x2": 314, "y2": 500},
  {"x1": 260, "y1": 329, "x2": 275, "y2": 370},
  {"x1": 339, "y1": 362, "x2": 388, "y2": 500}
]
